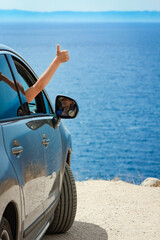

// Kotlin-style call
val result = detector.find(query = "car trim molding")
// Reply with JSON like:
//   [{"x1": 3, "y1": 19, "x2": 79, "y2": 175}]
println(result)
[{"x1": 23, "y1": 192, "x2": 60, "y2": 238}]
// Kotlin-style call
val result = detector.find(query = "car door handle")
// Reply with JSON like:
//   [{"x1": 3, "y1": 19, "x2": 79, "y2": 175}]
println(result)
[
  {"x1": 12, "y1": 146, "x2": 23, "y2": 155},
  {"x1": 42, "y1": 139, "x2": 50, "y2": 146},
  {"x1": 42, "y1": 134, "x2": 50, "y2": 147}
]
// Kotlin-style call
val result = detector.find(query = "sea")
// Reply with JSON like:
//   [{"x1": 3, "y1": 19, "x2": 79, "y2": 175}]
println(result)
[{"x1": 0, "y1": 22, "x2": 160, "y2": 184}]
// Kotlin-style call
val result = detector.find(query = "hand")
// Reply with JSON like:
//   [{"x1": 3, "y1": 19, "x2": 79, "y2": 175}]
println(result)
[{"x1": 56, "y1": 44, "x2": 69, "y2": 64}]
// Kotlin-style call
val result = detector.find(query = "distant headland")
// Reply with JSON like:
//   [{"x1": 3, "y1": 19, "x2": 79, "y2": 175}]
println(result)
[{"x1": 0, "y1": 10, "x2": 160, "y2": 22}]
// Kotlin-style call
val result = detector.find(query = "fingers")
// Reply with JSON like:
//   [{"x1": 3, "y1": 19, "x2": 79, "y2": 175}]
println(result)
[
  {"x1": 57, "y1": 44, "x2": 68, "y2": 54},
  {"x1": 56, "y1": 45, "x2": 69, "y2": 62},
  {"x1": 57, "y1": 44, "x2": 60, "y2": 54},
  {"x1": 60, "y1": 50, "x2": 69, "y2": 62},
  {"x1": 63, "y1": 51, "x2": 69, "y2": 62}
]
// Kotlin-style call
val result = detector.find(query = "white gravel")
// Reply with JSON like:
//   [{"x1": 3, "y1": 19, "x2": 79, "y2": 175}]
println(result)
[{"x1": 43, "y1": 180, "x2": 160, "y2": 240}]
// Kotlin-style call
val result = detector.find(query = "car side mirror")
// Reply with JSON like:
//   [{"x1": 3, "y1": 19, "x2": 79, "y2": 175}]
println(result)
[{"x1": 55, "y1": 95, "x2": 79, "y2": 119}]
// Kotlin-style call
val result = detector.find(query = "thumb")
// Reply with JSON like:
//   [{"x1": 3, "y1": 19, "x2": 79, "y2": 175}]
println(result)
[{"x1": 57, "y1": 44, "x2": 60, "y2": 54}]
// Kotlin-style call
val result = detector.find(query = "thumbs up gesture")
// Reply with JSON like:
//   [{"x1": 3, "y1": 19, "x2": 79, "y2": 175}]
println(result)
[{"x1": 56, "y1": 44, "x2": 69, "y2": 64}]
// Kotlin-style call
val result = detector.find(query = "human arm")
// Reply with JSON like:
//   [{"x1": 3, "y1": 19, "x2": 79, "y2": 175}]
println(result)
[
  {"x1": 0, "y1": 72, "x2": 24, "y2": 94},
  {"x1": 25, "y1": 44, "x2": 69, "y2": 103}
]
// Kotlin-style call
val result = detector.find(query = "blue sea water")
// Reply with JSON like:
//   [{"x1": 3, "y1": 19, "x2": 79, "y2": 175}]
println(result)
[{"x1": 0, "y1": 22, "x2": 160, "y2": 184}]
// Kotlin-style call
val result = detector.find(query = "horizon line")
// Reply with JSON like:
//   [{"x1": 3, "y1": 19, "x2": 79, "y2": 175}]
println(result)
[{"x1": 1, "y1": 9, "x2": 160, "y2": 13}]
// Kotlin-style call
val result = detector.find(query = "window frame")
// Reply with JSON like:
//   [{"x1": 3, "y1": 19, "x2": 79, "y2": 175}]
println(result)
[
  {"x1": 10, "y1": 54, "x2": 54, "y2": 115},
  {"x1": 12, "y1": 56, "x2": 46, "y2": 114},
  {"x1": 0, "y1": 53, "x2": 23, "y2": 122},
  {"x1": 0, "y1": 51, "x2": 54, "y2": 123}
]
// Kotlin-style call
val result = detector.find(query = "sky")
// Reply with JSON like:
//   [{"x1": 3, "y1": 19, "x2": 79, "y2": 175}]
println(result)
[{"x1": 0, "y1": 0, "x2": 160, "y2": 12}]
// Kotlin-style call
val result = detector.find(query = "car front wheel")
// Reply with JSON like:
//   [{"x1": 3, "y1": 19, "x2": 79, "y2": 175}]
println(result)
[
  {"x1": 47, "y1": 163, "x2": 77, "y2": 234},
  {"x1": 0, "y1": 217, "x2": 13, "y2": 240}
]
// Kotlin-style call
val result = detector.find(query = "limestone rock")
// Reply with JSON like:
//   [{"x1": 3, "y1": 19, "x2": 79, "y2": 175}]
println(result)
[{"x1": 141, "y1": 177, "x2": 160, "y2": 187}]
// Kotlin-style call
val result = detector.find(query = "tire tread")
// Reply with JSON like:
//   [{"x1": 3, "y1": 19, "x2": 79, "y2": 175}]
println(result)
[{"x1": 47, "y1": 163, "x2": 77, "y2": 234}]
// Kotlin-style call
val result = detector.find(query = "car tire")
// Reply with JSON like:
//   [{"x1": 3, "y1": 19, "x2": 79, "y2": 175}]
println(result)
[
  {"x1": 0, "y1": 217, "x2": 13, "y2": 240},
  {"x1": 47, "y1": 163, "x2": 77, "y2": 234}
]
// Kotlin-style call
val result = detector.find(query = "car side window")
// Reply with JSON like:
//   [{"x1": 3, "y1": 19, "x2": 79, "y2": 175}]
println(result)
[
  {"x1": 42, "y1": 92, "x2": 53, "y2": 114},
  {"x1": 12, "y1": 57, "x2": 45, "y2": 115},
  {"x1": 0, "y1": 54, "x2": 21, "y2": 120}
]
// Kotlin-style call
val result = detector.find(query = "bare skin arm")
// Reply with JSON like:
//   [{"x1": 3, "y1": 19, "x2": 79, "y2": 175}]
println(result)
[
  {"x1": 0, "y1": 44, "x2": 68, "y2": 103},
  {"x1": 25, "y1": 44, "x2": 69, "y2": 103},
  {"x1": 0, "y1": 72, "x2": 25, "y2": 94}
]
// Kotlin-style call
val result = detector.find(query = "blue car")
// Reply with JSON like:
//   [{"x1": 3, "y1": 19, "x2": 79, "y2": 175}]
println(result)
[{"x1": 0, "y1": 44, "x2": 79, "y2": 240}]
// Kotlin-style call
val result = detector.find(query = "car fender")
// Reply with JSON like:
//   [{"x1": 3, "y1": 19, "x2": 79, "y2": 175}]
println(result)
[{"x1": 59, "y1": 121, "x2": 72, "y2": 164}]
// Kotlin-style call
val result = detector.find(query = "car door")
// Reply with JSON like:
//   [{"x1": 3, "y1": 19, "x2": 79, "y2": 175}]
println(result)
[
  {"x1": 11, "y1": 54, "x2": 64, "y2": 216},
  {"x1": 0, "y1": 53, "x2": 45, "y2": 235},
  {"x1": 38, "y1": 93, "x2": 64, "y2": 213}
]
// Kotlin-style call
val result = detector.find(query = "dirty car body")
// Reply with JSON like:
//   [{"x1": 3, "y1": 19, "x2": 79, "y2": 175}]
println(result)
[{"x1": 0, "y1": 44, "x2": 78, "y2": 240}]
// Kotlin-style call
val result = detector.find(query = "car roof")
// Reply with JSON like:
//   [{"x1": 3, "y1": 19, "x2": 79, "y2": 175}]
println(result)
[
  {"x1": 0, "y1": 44, "x2": 13, "y2": 51},
  {"x1": 0, "y1": 44, "x2": 39, "y2": 79},
  {"x1": 0, "y1": 44, "x2": 21, "y2": 57}
]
